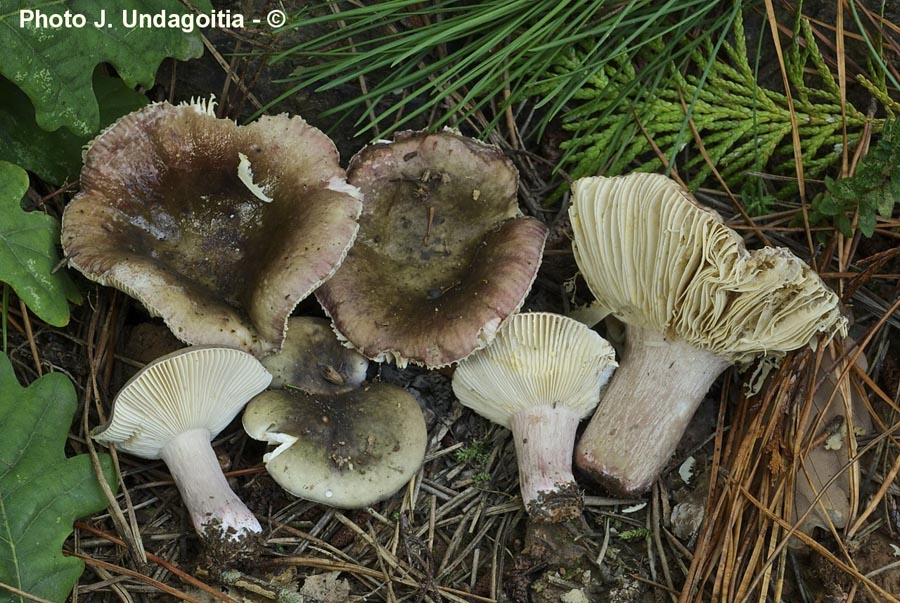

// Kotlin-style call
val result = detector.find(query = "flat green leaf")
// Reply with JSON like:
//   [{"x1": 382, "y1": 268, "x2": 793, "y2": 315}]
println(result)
[
  {"x1": 0, "y1": 72, "x2": 148, "y2": 185},
  {"x1": 0, "y1": 354, "x2": 116, "y2": 603},
  {"x1": 877, "y1": 181, "x2": 896, "y2": 217},
  {"x1": 0, "y1": 0, "x2": 209, "y2": 136},
  {"x1": 0, "y1": 162, "x2": 80, "y2": 326},
  {"x1": 858, "y1": 208, "x2": 877, "y2": 238},
  {"x1": 0, "y1": 77, "x2": 83, "y2": 186}
]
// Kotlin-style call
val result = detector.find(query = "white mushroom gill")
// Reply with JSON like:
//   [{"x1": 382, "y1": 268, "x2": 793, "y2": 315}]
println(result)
[
  {"x1": 570, "y1": 173, "x2": 845, "y2": 496},
  {"x1": 452, "y1": 312, "x2": 617, "y2": 522},
  {"x1": 93, "y1": 347, "x2": 271, "y2": 541},
  {"x1": 258, "y1": 431, "x2": 299, "y2": 464}
]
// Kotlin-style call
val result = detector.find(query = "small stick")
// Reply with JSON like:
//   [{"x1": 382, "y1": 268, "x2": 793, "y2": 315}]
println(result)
[
  {"x1": 18, "y1": 299, "x2": 41, "y2": 376},
  {"x1": 74, "y1": 522, "x2": 238, "y2": 603},
  {"x1": 0, "y1": 582, "x2": 54, "y2": 603},
  {"x1": 71, "y1": 553, "x2": 207, "y2": 603},
  {"x1": 423, "y1": 206, "x2": 435, "y2": 246}
]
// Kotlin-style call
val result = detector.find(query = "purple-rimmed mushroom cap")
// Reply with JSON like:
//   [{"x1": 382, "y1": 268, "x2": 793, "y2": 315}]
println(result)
[
  {"x1": 316, "y1": 129, "x2": 548, "y2": 368},
  {"x1": 62, "y1": 99, "x2": 362, "y2": 356}
]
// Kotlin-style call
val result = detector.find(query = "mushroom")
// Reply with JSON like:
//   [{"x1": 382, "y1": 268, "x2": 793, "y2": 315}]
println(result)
[
  {"x1": 243, "y1": 384, "x2": 427, "y2": 508},
  {"x1": 62, "y1": 98, "x2": 362, "y2": 356},
  {"x1": 452, "y1": 312, "x2": 617, "y2": 521},
  {"x1": 316, "y1": 129, "x2": 548, "y2": 368},
  {"x1": 570, "y1": 173, "x2": 846, "y2": 496},
  {"x1": 93, "y1": 347, "x2": 271, "y2": 540},
  {"x1": 261, "y1": 316, "x2": 368, "y2": 395}
]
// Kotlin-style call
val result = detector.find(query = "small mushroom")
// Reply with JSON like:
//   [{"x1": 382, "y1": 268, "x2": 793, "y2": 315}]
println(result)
[
  {"x1": 261, "y1": 316, "x2": 368, "y2": 395},
  {"x1": 93, "y1": 347, "x2": 271, "y2": 541},
  {"x1": 452, "y1": 312, "x2": 617, "y2": 521},
  {"x1": 62, "y1": 98, "x2": 362, "y2": 355},
  {"x1": 570, "y1": 173, "x2": 846, "y2": 496},
  {"x1": 243, "y1": 384, "x2": 427, "y2": 507},
  {"x1": 316, "y1": 129, "x2": 549, "y2": 368}
]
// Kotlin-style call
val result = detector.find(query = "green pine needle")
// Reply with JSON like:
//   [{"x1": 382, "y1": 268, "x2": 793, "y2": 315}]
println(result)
[{"x1": 257, "y1": 0, "x2": 736, "y2": 138}]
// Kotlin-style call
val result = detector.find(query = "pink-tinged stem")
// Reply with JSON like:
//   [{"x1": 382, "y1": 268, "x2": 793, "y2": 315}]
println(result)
[
  {"x1": 576, "y1": 325, "x2": 730, "y2": 497},
  {"x1": 160, "y1": 428, "x2": 262, "y2": 540},
  {"x1": 510, "y1": 405, "x2": 583, "y2": 522}
]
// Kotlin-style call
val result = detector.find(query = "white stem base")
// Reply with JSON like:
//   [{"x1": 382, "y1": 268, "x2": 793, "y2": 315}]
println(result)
[
  {"x1": 510, "y1": 405, "x2": 583, "y2": 522},
  {"x1": 576, "y1": 326, "x2": 730, "y2": 496},
  {"x1": 160, "y1": 428, "x2": 262, "y2": 540}
]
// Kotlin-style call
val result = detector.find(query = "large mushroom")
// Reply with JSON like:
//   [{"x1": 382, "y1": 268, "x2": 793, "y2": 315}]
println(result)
[
  {"x1": 316, "y1": 129, "x2": 548, "y2": 368},
  {"x1": 62, "y1": 99, "x2": 362, "y2": 355},
  {"x1": 452, "y1": 312, "x2": 617, "y2": 521},
  {"x1": 93, "y1": 347, "x2": 271, "y2": 541},
  {"x1": 571, "y1": 173, "x2": 845, "y2": 496}
]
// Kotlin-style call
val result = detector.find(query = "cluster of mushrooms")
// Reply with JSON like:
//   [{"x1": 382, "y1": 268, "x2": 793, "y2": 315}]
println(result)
[{"x1": 60, "y1": 98, "x2": 847, "y2": 548}]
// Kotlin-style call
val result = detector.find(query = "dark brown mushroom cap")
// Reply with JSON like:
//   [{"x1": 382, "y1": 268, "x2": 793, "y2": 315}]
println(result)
[
  {"x1": 262, "y1": 316, "x2": 369, "y2": 395},
  {"x1": 62, "y1": 100, "x2": 362, "y2": 355},
  {"x1": 316, "y1": 130, "x2": 548, "y2": 367},
  {"x1": 242, "y1": 383, "x2": 427, "y2": 507}
]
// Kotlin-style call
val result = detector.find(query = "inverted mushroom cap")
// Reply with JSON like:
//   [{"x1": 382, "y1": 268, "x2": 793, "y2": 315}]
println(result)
[
  {"x1": 62, "y1": 99, "x2": 362, "y2": 355},
  {"x1": 452, "y1": 312, "x2": 617, "y2": 426},
  {"x1": 243, "y1": 384, "x2": 427, "y2": 508},
  {"x1": 94, "y1": 346, "x2": 272, "y2": 458},
  {"x1": 316, "y1": 129, "x2": 549, "y2": 368},
  {"x1": 570, "y1": 173, "x2": 846, "y2": 363},
  {"x1": 261, "y1": 317, "x2": 369, "y2": 395}
]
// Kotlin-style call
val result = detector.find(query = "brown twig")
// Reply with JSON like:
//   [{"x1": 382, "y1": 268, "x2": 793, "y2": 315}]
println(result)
[{"x1": 74, "y1": 522, "x2": 239, "y2": 603}]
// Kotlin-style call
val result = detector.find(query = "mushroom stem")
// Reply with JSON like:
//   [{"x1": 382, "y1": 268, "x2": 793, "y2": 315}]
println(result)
[
  {"x1": 575, "y1": 325, "x2": 731, "y2": 497},
  {"x1": 510, "y1": 405, "x2": 583, "y2": 522},
  {"x1": 159, "y1": 428, "x2": 261, "y2": 539}
]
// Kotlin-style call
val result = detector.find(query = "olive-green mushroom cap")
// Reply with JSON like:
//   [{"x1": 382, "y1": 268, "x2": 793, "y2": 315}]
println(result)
[
  {"x1": 62, "y1": 99, "x2": 362, "y2": 356},
  {"x1": 262, "y1": 316, "x2": 369, "y2": 395},
  {"x1": 316, "y1": 129, "x2": 548, "y2": 368},
  {"x1": 243, "y1": 384, "x2": 427, "y2": 507}
]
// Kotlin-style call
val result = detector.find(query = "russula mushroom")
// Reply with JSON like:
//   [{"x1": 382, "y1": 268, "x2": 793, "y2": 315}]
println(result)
[
  {"x1": 452, "y1": 312, "x2": 617, "y2": 521},
  {"x1": 243, "y1": 384, "x2": 427, "y2": 507},
  {"x1": 93, "y1": 347, "x2": 271, "y2": 540},
  {"x1": 316, "y1": 129, "x2": 549, "y2": 368},
  {"x1": 62, "y1": 98, "x2": 362, "y2": 355},
  {"x1": 262, "y1": 316, "x2": 369, "y2": 395},
  {"x1": 571, "y1": 173, "x2": 846, "y2": 496}
]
